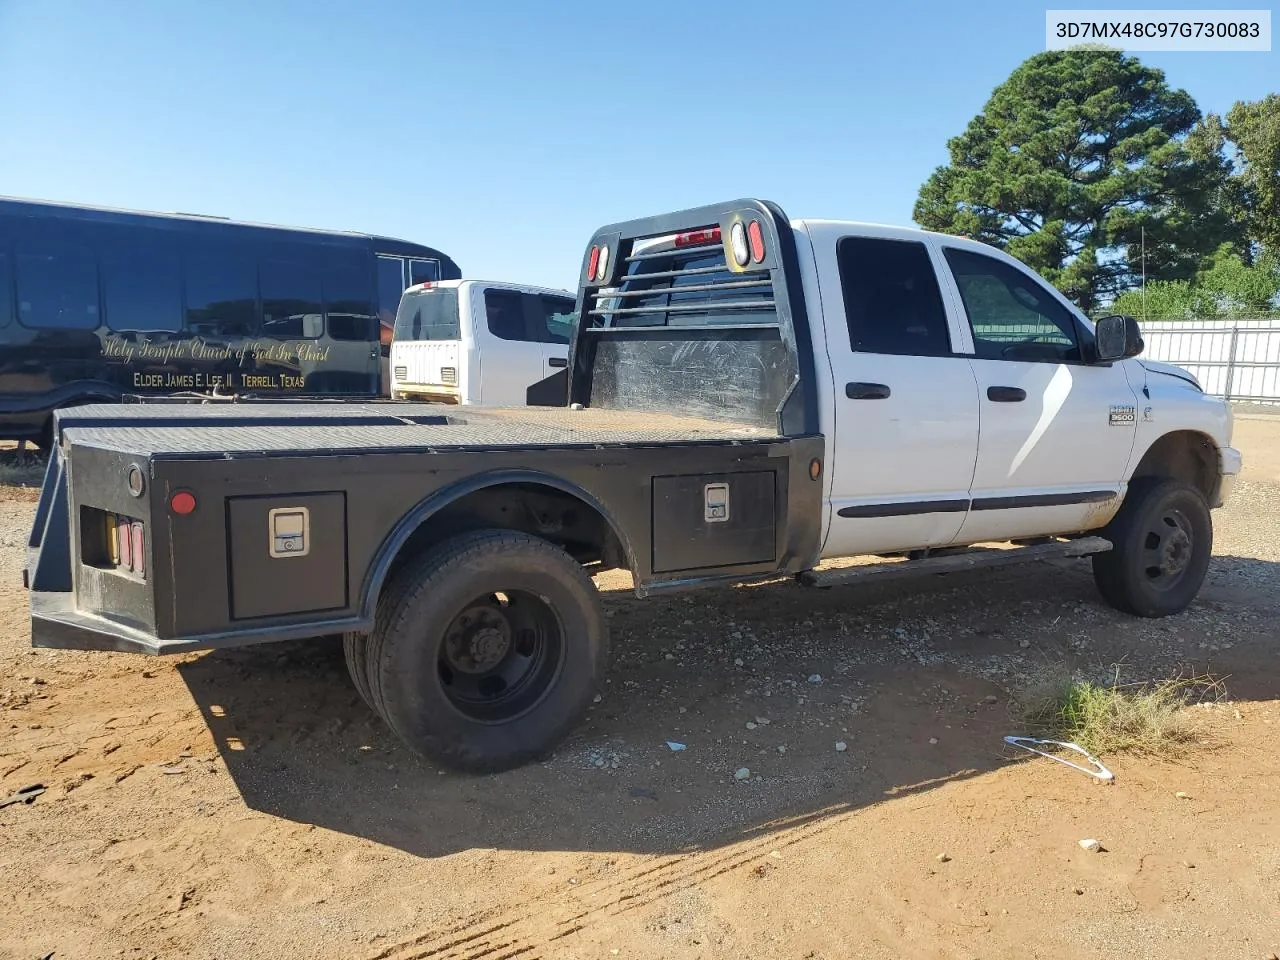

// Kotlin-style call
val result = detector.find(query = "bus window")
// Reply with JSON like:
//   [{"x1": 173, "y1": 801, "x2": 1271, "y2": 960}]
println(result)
[
  {"x1": 261, "y1": 260, "x2": 324, "y2": 339},
  {"x1": 101, "y1": 239, "x2": 182, "y2": 333},
  {"x1": 376, "y1": 255, "x2": 406, "y2": 326},
  {"x1": 0, "y1": 252, "x2": 11, "y2": 328},
  {"x1": 325, "y1": 262, "x2": 378, "y2": 342},
  {"x1": 409, "y1": 259, "x2": 440, "y2": 286},
  {"x1": 15, "y1": 243, "x2": 99, "y2": 330},
  {"x1": 184, "y1": 252, "x2": 258, "y2": 337}
]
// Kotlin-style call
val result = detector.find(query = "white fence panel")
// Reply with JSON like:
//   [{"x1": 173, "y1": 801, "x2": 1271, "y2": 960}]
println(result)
[{"x1": 1137, "y1": 319, "x2": 1280, "y2": 403}]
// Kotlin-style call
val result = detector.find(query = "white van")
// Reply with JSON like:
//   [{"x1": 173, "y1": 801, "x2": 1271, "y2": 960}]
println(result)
[{"x1": 390, "y1": 280, "x2": 576, "y2": 406}]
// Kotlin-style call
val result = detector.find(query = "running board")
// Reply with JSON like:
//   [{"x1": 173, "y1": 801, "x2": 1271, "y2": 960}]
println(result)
[{"x1": 799, "y1": 536, "x2": 1113, "y2": 589}]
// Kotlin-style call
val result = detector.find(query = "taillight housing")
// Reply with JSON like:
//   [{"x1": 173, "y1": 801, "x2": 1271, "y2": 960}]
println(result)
[{"x1": 587, "y1": 245, "x2": 600, "y2": 282}]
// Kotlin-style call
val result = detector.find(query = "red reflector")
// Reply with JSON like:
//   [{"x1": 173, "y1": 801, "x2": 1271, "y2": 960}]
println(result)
[
  {"x1": 170, "y1": 491, "x2": 197, "y2": 515},
  {"x1": 587, "y1": 245, "x2": 600, "y2": 281},
  {"x1": 117, "y1": 516, "x2": 132, "y2": 569},
  {"x1": 674, "y1": 226, "x2": 722, "y2": 248},
  {"x1": 131, "y1": 522, "x2": 145, "y2": 576},
  {"x1": 747, "y1": 220, "x2": 766, "y2": 263}
]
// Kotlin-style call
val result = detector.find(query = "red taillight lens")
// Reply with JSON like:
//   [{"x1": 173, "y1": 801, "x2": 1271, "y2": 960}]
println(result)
[
  {"x1": 170, "y1": 490, "x2": 197, "y2": 515},
  {"x1": 587, "y1": 245, "x2": 600, "y2": 282},
  {"x1": 674, "y1": 227, "x2": 722, "y2": 248},
  {"x1": 117, "y1": 517, "x2": 132, "y2": 569},
  {"x1": 747, "y1": 220, "x2": 766, "y2": 263},
  {"x1": 130, "y1": 522, "x2": 145, "y2": 576}
]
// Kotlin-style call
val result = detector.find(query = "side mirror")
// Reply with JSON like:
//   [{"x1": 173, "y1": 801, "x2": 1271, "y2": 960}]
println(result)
[{"x1": 1094, "y1": 315, "x2": 1143, "y2": 362}]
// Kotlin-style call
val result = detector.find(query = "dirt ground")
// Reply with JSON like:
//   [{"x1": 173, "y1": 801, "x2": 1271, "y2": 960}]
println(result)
[{"x1": 2, "y1": 417, "x2": 1280, "y2": 960}]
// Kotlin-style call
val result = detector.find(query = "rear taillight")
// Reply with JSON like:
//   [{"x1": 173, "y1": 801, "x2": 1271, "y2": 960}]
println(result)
[
  {"x1": 674, "y1": 227, "x2": 722, "y2": 248},
  {"x1": 730, "y1": 222, "x2": 750, "y2": 267},
  {"x1": 587, "y1": 246, "x2": 600, "y2": 282},
  {"x1": 170, "y1": 490, "x2": 197, "y2": 515},
  {"x1": 116, "y1": 516, "x2": 132, "y2": 570},
  {"x1": 595, "y1": 245, "x2": 608, "y2": 281},
  {"x1": 130, "y1": 521, "x2": 145, "y2": 577},
  {"x1": 748, "y1": 220, "x2": 766, "y2": 263}
]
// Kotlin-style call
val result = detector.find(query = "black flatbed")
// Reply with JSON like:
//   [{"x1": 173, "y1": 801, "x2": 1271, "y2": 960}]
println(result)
[{"x1": 56, "y1": 402, "x2": 780, "y2": 457}]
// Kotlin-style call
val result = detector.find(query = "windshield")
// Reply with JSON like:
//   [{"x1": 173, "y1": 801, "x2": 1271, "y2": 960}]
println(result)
[{"x1": 393, "y1": 288, "x2": 461, "y2": 341}]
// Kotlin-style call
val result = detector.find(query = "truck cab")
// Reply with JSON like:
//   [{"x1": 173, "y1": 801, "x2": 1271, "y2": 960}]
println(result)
[
  {"x1": 389, "y1": 280, "x2": 576, "y2": 406},
  {"x1": 787, "y1": 219, "x2": 1239, "y2": 559}
]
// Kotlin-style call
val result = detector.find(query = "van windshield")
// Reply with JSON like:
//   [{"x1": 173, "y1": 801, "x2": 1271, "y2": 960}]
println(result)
[{"x1": 394, "y1": 289, "x2": 461, "y2": 341}]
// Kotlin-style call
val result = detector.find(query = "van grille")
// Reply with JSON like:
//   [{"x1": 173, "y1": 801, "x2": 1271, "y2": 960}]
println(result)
[{"x1": 587, "y1": 232, "x2": 778, "y2": 329}]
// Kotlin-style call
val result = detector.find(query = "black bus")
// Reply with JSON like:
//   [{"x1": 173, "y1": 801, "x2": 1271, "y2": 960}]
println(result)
[{"x1": 0, "y1": 197, "x2": 461, "y2": 445}]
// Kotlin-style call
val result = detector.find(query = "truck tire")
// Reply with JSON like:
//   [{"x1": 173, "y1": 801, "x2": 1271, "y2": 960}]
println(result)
[
  {"x1": 1092, "y1": 479, "x2": 1212, "y2": 618},
  {"x1": 342, "y1": 632, "x2": 374, "y2": 707},
  {"x1": 362, "y1": 529, "x2": 607, "y2": 772}
]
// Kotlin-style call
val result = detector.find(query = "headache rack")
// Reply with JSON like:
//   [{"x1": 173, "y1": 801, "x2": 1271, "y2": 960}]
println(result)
[{"x1": 569, "y1": 199, "x2": 818, "y2": 436}]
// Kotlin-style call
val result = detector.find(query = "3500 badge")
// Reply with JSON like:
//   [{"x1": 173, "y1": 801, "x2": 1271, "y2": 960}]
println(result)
[{"x1": 1109, "y1": 404, "x2": 1136, "y2": 425}]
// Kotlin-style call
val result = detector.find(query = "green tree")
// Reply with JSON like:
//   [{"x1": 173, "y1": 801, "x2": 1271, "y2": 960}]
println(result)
[
  {"x1": 1110, "y1": 245, "x2": 1280, "y2": 319},
  {"x1": 1225, "y1": 94, "x2": 1280, "y2": 255},
  {"x1": 914, "y1": 51, "x2": 1238, "y2": 313}
]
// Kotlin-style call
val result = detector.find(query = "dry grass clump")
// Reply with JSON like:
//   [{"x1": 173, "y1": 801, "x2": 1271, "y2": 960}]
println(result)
[{"x1": 1023, "y1": 669, "x2": 1225, "y2": 757}]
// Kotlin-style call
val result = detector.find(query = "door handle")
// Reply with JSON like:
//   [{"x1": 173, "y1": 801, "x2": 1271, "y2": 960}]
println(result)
[
  {"x1": 846, "y1": 382, "x2": 891, "y2": 400},
  {"x1": 548, "y1": 357, "x2": 567, "y2": 368},
  {"x1": 987, "y1": 386, "x2": 1026, "y2": 402}
]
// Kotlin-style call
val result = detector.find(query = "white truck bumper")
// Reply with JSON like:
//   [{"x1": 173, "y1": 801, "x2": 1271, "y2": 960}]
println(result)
[{"x1": 1217, "y1": 446, "x2": 1243, "y2": 506}]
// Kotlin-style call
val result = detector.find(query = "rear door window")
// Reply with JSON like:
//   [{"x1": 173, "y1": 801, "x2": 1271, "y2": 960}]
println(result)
[
  {"x1": 836, "y1": 236, "x2": 952, "y2": 357},
  {"x1": 15, "y1": 242, "x2": 100, "y2": 330},
  {"x1": 530, "y1": 295, "x2": 576, "y2": 344},
  {"x1": 485, "y1": 289, "x2": 528, "y2": 341},
  {"x1": 395, "y1": 289, "x2": 460, "y2": 340}
]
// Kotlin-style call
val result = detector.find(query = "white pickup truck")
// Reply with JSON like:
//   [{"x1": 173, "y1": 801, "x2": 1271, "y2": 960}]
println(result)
[
  {"x1": 28, "y1": 198, "x2": 1242, "y2": 771},
  {"x1": 389, "y1": 280, "x2": 576, "y2": 406}
]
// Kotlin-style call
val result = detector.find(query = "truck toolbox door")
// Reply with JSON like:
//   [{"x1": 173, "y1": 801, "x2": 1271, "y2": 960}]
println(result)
[
  {"x1": 812, "y1": 228, "x2": 981, "y2": 557},
  {"x1": 938, "y1": 246, "x2": 1137, "y2": 543}
]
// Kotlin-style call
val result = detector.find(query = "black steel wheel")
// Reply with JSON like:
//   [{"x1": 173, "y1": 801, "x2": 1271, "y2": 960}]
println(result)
[
  {"x1": 363, "y1": 529, "x2": 606, "y2": 772},
  {"x1": 1093, "y1": 479, "x2": 1213, "y2": 617}
]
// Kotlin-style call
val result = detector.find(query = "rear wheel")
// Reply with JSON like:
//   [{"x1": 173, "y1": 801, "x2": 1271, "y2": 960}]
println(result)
[
  {"x1": 354, "y1": 529, "x2": 607, "y2": 772},
  {"x1": 1092, "y1": 479, "x2": 1212, "y2": 617}
]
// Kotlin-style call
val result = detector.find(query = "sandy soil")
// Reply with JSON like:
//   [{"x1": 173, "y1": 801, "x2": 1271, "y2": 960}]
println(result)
[{"x1": 2, "y1": 420, "x2": 1279, "y2": 960}]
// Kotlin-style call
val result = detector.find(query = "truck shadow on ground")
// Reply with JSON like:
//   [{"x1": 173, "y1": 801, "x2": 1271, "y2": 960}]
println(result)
[{"x1": 176, "y1": 554, "x2": 1280, "y2": 860}]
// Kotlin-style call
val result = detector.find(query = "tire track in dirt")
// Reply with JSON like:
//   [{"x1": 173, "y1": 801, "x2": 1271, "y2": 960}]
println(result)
[{"x1": 367, "y1": 805, "x2": 855, "y2": 960}]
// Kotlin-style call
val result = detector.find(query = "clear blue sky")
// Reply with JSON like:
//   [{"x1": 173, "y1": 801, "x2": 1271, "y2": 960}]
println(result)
[{"x1": 0, "y1": 1, "x2": 1274, "y2": 289}]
